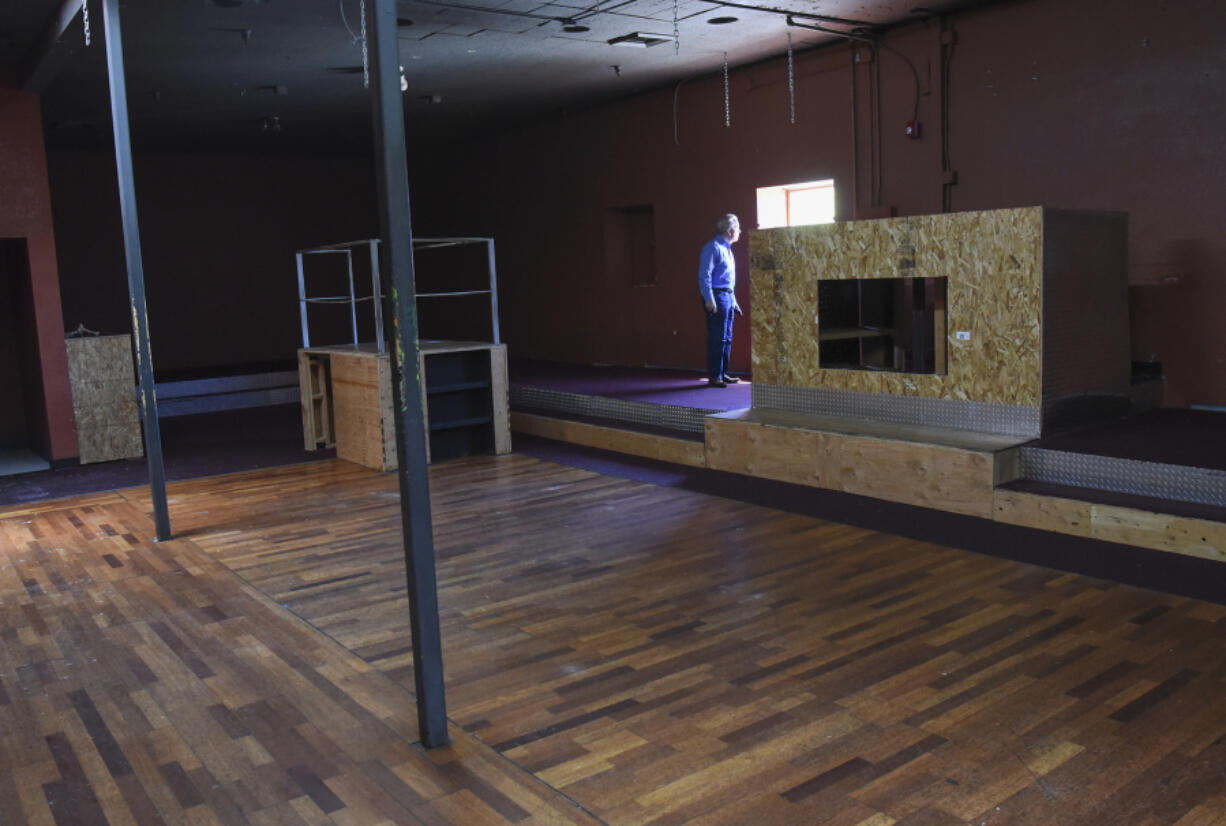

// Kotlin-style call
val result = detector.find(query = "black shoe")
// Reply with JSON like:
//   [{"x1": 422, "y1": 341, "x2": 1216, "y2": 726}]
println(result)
[
  {"x1": 722, "y1": 375, "x2": 741, "y2": 383},
  {"x1": 707, "y1": 379, "x2": 727, "y2": 388}
]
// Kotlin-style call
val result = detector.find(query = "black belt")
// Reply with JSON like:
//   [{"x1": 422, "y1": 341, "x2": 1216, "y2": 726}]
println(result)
[{"x1": 712, "y1": 287, "x2": 732, "y2": 292}]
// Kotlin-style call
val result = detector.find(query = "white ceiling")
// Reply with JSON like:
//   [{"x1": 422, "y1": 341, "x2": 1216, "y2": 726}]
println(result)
[{"x1": 2, "y1": 0, "x2": 991, "y2": 151}]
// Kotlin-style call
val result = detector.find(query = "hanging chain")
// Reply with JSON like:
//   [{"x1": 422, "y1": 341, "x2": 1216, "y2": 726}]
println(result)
[
  {"x1": 360, "y1": 0, "x2": 369, "y2": 89},
  {"x1": 787, "y1": 32, "x2": 795, "y2": 124},
  {"x1": 82, "y1": 0, "x2": 91, "y2": 46},
  {"x1": 723, "y1": 53, "x2": 730, "y2": 128},
  {"x1": 672, "y1": 0, "x2": 679, "y2": 55}
]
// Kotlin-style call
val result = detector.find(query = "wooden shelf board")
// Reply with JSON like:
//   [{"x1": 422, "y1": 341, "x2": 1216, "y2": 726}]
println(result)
[
  {"x1": 818, "y1": 327, "x2": 895, "y2": 341},
  {"x1": 426, "y1": 381, "x2": 490, "y2": 395},
  {"x1": 429, "y1": 415, "x2": 492, "y2": 432}
]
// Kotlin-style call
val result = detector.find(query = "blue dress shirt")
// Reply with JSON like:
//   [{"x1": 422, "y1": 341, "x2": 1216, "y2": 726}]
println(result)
[{"x1": 698, "y1": 235, "x2": 735, "y2": 305}]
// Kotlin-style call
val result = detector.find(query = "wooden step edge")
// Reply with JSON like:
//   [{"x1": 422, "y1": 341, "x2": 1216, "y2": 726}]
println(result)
[
  {"x1": 510, "y1": 411, "x2": 707, "y2": 468},
  {"x1": 993, "y1": 487, "x2": 1226, "y2": 563}
]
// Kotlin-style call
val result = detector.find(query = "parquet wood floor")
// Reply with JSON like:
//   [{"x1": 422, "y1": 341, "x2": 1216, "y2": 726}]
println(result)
[
  {"x1": 7, "y1": 454, "x2": 1226, "y2": 825},
  {"x1": 0, "y1": 482, "x2": 600, "y2": 825}
]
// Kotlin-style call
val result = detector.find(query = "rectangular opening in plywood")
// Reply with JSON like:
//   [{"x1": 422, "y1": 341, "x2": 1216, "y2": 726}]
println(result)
[{"x1": 818, "y1": 277, "x2": 947, "y2": 374}]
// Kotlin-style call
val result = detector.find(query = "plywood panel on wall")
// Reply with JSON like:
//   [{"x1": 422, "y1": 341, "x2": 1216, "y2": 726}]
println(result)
[
  {"x1": 65, "y1": 335, "x2": 142, "y2": 464},
  {"x1": 750, "y1": 207, "x2": 1044, "y2": 406}
]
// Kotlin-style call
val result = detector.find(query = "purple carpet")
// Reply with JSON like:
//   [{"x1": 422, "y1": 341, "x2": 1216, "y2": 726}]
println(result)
[
  {"x1": 510, "y1": 359, "x2": 751, "y2": 411},
  {"x1": 513, "y1": 361, "x2": 1226, "y2": 471},
  {"x1": 0, "y1": 405, "x2": 334, "y2": 508}
]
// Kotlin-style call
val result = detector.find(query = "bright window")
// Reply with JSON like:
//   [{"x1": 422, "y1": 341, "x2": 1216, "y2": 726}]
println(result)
[{"x1": 756, "y1": 179, "x2": 836, "y2": 228}]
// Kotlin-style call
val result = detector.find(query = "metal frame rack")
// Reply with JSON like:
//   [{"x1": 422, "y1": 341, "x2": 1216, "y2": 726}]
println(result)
[{"x1": 295, "y1": 236, "x2": 501, "y2": 352}]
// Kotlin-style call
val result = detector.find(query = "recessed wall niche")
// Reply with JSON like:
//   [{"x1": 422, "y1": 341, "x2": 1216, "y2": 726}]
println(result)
[
  {"x1": 604, "y1": 204, "x2": 656, "y2": 287},
  {"x1": 817, "y1": 277, "x2": 947, "y2": 374}
]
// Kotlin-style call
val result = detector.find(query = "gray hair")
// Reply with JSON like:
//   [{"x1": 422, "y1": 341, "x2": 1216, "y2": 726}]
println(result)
[{"x1": 716, "y1": 213, "x2": 739, "y2": 233}]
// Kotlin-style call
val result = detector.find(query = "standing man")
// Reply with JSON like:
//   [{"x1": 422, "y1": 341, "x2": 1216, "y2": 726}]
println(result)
[{"x1": 698, "y1": 213, "x2": 743, "y2": 387}]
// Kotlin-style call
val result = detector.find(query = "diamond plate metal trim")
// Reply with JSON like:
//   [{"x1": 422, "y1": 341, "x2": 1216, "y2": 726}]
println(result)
[
  {"x1": 1020, "y1": 448, "x2": 1226, "y2": 507},
  {"x1": 510, "y1": 385, "x2": 712, "y2": 434},
  {"x1": 751, "y1": 384, "x2": 1040, "y2": 438}
]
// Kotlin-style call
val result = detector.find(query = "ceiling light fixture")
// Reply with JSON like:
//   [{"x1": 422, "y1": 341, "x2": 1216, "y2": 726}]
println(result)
[
  {"x1": 559, "y1": 18, "x2": 590, "y2": 33},
  {"x1": 708, "y1": 16, "x2": 737, "y2": 24},
  {"x1": 607, "y1": 31, "x2": 675, "y2": 48}
]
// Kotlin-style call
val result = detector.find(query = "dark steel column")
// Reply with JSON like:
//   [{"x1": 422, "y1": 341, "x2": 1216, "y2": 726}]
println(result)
[
  {"x1": 101, "y1": 0, "x2": 171, "y2": 541},
  {"x1": 367, "y1": 0, "x2": 449, "y2": 747}
]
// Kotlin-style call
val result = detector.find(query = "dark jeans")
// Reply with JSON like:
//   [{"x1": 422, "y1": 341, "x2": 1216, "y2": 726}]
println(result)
[{"x1": 705, "y1": 291, "x2": 734, "y2": 381}]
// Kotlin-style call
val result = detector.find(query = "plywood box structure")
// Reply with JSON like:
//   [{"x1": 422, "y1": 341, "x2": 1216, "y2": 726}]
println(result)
[
  {"x1": 64, "y1": 335, "x2": 143, "y2": 464},
  {"x1": 749, "y1": 206, "x2": 1130, "y2": 438},
  {"x1": 299, "y1": 341, "x2": 511, "y2": 471},
  {"x1": 702, "y1": 207, "x2": 1130, "y2": 522}
]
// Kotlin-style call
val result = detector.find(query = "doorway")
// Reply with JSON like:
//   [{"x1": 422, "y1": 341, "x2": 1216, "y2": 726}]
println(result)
[{"x1": 0, "y1": 239, "x2": 51, "y2": 475}]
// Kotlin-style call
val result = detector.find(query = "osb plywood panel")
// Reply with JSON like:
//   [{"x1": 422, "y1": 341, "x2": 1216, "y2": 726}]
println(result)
[
  {"x1": 512, "y1": 412, "x2": 706, "y2": 467},
  {"x1": 65, "y1": 335, "x2": 142, "y2": 464},
  {"x1": 75, "y1": 423, "x2": 144, "y2": 465},
  {"x1": 705, "y1": 416, "x2": 998, "y2": 518},
  {"x1": 750, "y1": 207, "x2": 1044, "y2": 406},
  {"x1": 65, "y1": 335, "x2": 133, "y2": 384},
  {"x1": 490, "y1": 345, "x2": 513, "y2": 456},
  {"x1": 66, "y1": 379, "x2": 137, "y2": 432},
  {"x1": 332, "y1": 351, "x2": 391, "y2": 471}
]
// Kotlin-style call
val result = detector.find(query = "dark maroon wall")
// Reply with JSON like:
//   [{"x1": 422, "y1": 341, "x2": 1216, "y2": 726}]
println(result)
[
  {"x1": 42, "y1": 0, "x2": 1226, "y2": 405},
  {"x1": 48, "y1": 152, "x2": 379, "y2": 374},
  {"x1": 0, "y1": 75, "x2": 77, "y2": 460},
  {"x1": 946, "y1": 0, "x2": 1226, "y2": 408},
  {"x1": 409, "y1": 45, "x2": 853, "y2": 374},
  {"x1": 408, "y1": 0, "x2": 1226, "y2": 406}
]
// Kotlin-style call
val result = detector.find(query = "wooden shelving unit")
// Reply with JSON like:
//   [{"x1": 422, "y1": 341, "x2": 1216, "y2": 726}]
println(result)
[
  {"x1": 298, "y1": 354, "x2": 333, "y2": 449},
  {"x1": 294, "y1": 236, "x2": 507, "y2": 469},
  {"x1": 297, "y1": 341, "x2": 510, "y2": 470}
]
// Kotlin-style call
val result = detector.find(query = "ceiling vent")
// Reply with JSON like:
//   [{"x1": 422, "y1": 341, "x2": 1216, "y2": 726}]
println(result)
[{"x1": 607, "y1": 32, "x2": 675, "y2": 48}]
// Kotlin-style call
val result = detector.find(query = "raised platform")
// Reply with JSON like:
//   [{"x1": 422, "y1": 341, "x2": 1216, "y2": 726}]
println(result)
[
  {"x1": 705, "y1": 407, "x2": 1023, "y2": 518},
  {"x1": 509, "y1": 361, "x2": 1226, "y2": 564},
  {"x1": 510, "y1": 358, "x2": 748, "y2": 435}
]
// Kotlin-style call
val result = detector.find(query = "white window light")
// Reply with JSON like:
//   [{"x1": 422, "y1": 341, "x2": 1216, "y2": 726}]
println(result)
[{"x1": 756, "y1": 179, "x2": 836, "y2": 229}]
